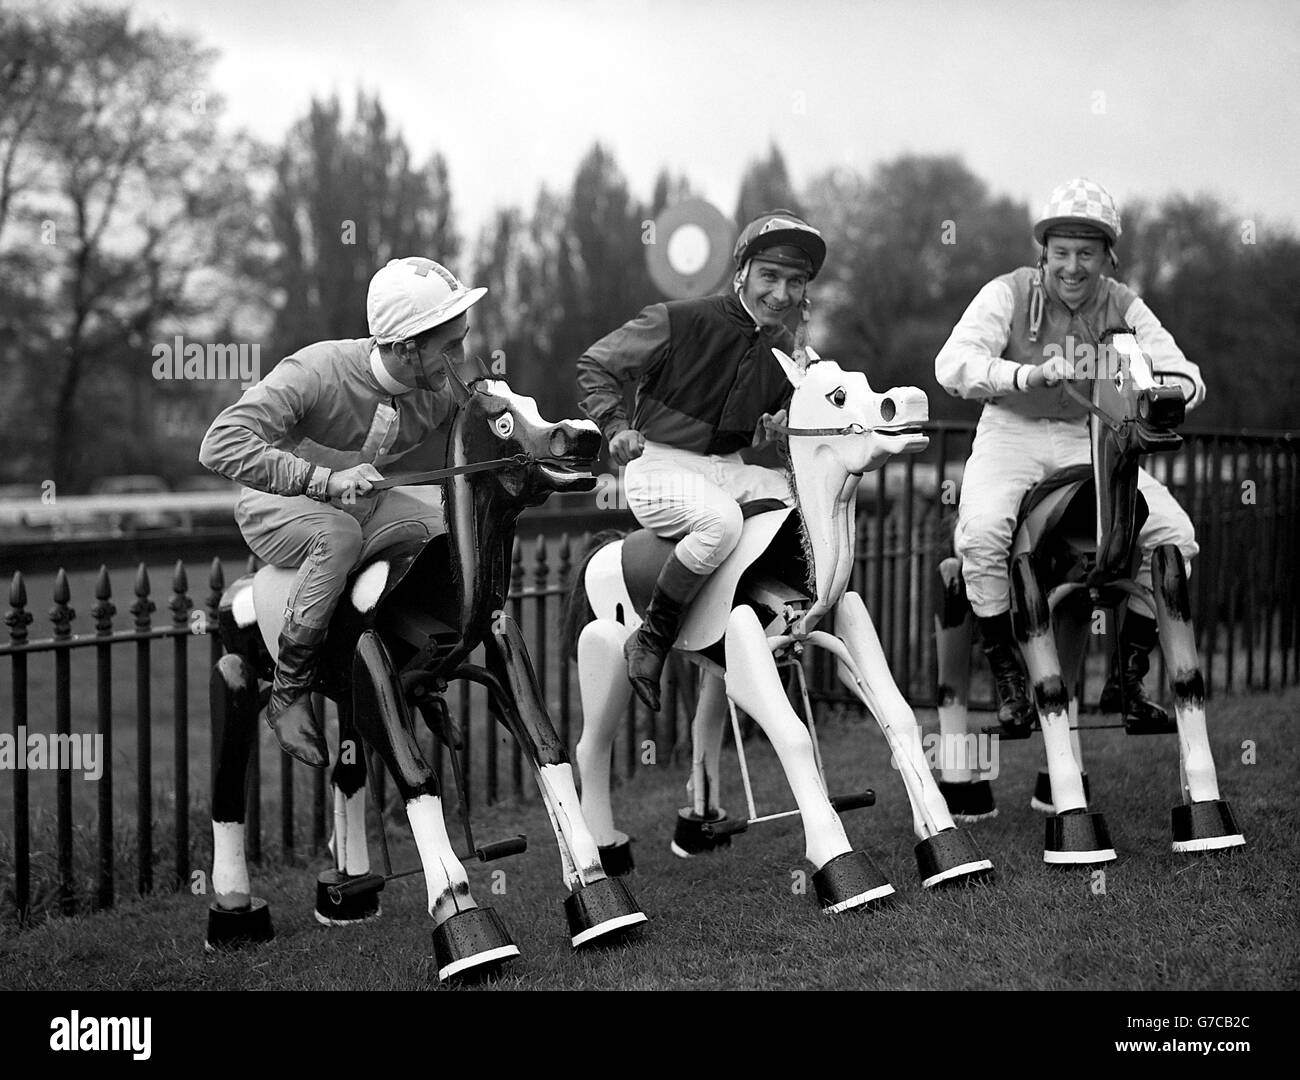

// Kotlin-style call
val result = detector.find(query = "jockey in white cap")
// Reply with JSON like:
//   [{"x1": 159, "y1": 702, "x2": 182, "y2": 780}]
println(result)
[{"x1": 200, "y1": 257, "x2": 485, "y2": 766}]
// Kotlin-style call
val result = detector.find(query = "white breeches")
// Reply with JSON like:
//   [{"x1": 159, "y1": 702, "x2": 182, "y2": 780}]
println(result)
[
  {"x1": 623, "y1": 441, "x2": 792, "y2": 574},
  {"x1": 954, "y1": 405, "x2": 1198, "y2": 618}
]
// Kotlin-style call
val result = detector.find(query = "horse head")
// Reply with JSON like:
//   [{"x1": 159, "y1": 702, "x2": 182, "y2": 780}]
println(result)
[
  {"x1": 773, "y1": 347, "x2": 929, "y2": 634},
  {"x1": 443, "y1": 374, "x2": 601, "y2": 651}
]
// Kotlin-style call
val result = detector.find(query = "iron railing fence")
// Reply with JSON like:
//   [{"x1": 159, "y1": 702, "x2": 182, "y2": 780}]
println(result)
[{"x1": 2, "y1": 423, "x2": 1295, "y2": 923}]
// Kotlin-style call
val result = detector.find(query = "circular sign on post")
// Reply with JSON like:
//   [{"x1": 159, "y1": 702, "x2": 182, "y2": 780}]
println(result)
[{"x1": 646, "y1": 198, "x2": 735, "y2": 300}]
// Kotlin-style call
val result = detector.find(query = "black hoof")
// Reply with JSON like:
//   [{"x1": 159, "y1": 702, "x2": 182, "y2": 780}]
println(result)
[
  {"x1": 916, "y1": 828, "x2": 995, "y2": 888},
  {"x1": 598, "y1": 839, "x2": 635, "y2": 877},
  {"x1": 564, "y1": 876, "x2": 648, "y2": 947},
  {"x1": 939, "y1": 779, "x2": 998, "y2": 821},
  {"x1": 431, "y1": 907, "x2": 520, "y2": 983},
  {"x1": 1044, "y1": 810, "x2": 1116, "y2": 866},
  {"x1": 1171, "y1": 800, "x2": 1246, "y2": 853},
  {"x1": 314, "y1": 869, "x2": 383, "y2": 926},
  {"x1": 670, "y1": 808, "x2": 732, "y2": 858},
  {"x1": 1031, "y1": 769, "x2": 1090, "y2": 813},
  {"x1": 204, "y1": 897, "x2": 274, "y2": 952},
  {"x1": 812, "y1": 851, "x2": 896, "y2": 913}
]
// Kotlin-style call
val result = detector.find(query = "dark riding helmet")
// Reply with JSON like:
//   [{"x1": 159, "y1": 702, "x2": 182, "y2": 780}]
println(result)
[{"x1": 733, "y1": 209, "x2": 827, "y2": 280}]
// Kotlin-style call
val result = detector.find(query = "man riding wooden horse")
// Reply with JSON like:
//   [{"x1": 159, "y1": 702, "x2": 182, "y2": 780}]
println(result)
[
  {"x1": 199, "y1": 258, "x2": 646, "y2": 980},
  {"x1": 931, "y1": 179, "x2": 1244, "y2": 861},
  {"x1": 568, "y1": 349, "x2": 995, "y2": 911},
  {"x1": 571, "y1": 212, "x2": 992, "y2": 909}
]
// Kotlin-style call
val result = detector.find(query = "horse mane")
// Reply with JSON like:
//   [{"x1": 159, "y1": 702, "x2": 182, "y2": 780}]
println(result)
[{"x1": 778, "y1": 409, "x2": 818, "y2": 602}]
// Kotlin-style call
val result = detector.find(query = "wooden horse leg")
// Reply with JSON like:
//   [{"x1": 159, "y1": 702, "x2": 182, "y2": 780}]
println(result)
[
  {"x1": 574, "y1": 618, "x2": 635, "y2": 872},
  {"x1": 724, "y1": 605, "x2": 895, "y2": 913},
  {"x1": 1152, "y1": 546, "x2": 1245, "y2": 853},
  {"x1": 933, "y1": 557, "x2": 997, "y2": 822},
  {"x1": 1031, "y1": 592, "x2": 1093, "y2": 814},
  {"x1": 670, "y1": 668, "x2": 734, "y2": 858},
  {"x1": 352, "y1": 630, "x2": 519, "y2": 982},
  {"x1": 489, "y1": 613, "x2": 648, "y2": 947},
  {"x1": 313, "y1": 694, "x2": 382, "y2": 926},
  {"x1": 833, "y1": 590, "x2": 994, "y2": 887},
  {"x1": 1010, "y1": 557, "x2": 1115, "y2": 866},
  {"x1": 205, "y1": 653, "x2": 274, "y2": 949}
]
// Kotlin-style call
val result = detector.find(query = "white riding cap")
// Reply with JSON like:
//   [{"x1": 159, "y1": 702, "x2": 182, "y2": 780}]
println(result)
[{"x1": 367, "y1": 257, "x2": 487, "y2": 344}]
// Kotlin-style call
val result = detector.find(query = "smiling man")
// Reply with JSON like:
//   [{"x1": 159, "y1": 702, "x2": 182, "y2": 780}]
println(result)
[
  {"x1": 935, "y1": 178, "x2": 1204, "y2": 734},
  {"x1": 577, "y1": 209, "x2": 825, "y2": 710},
  {"x1": 199, "y1": 257, "x2": 485, "y2": 766}
]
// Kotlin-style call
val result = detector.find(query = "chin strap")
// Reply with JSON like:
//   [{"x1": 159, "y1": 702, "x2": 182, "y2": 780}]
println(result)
[{"x1": 1028, "y1": 265, "x2": 1046, "y2": 343}]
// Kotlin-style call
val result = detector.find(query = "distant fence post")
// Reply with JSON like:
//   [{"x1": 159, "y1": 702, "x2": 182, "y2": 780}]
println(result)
[{"x1": 6, "y1": 573, "x2": 32, "y2": 922}]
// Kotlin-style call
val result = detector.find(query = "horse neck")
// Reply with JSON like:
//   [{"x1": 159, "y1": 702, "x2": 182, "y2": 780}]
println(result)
[
  {"x1": 1090, "y1": 380, "x2": 1142, "y2": 580},
  {"x1": 788, "y1": 439, "x2": 861, "y2": 631},
  {"x1": 444, "y1": 431, "x2": 520, "y2": 657}
]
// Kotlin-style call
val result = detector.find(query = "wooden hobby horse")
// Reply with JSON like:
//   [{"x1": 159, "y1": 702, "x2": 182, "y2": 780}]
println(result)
[
  {"x1": 205, "y1": 364, "x2": 647, "y2": 981},
  {"x1": 566, "y1": 349, "x2": 994, "y2": 916},
  {"x1": 934, "y1": 329, "x2": 1245, "y2": 863}
]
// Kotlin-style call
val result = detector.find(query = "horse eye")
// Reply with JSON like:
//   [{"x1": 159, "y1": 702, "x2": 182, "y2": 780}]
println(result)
[
  {"x1": 825, "y1": 387, "x2": 847, "y2": 408},
  {"x1": 493, "y1": 413, "x2": 515, "y2": 438}
]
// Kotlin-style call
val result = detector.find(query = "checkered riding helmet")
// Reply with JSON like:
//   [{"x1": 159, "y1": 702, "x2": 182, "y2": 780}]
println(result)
[
  {"x1": 367, "y1": 257, "x2": 487, "y2": 344},
  {"x1": 1033, "y1": 178, "x2": 1122, "y2": 247}
]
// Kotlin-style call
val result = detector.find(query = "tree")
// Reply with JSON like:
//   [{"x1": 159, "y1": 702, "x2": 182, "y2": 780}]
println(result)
[
  {"x1": 735, "y1": 142, "x2": 801, "y2": 227},
  {"x1": 803, "y1": 155, "x2": 1031, "y2": 418},
  {"x1": 265, "y1": 91, "x2": 459, "y2": 363},
  {"x1": 1123, "y1": 194, "x2": 1300, "y2": 430},
  {"x1": 0, "y1": 6, "x2": 271, "y2": 486}
]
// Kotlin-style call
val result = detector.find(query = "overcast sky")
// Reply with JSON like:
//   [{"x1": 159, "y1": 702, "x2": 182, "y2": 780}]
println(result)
[{"x1": 28, "y1": 0, "x2": 1300, "y2": 246}]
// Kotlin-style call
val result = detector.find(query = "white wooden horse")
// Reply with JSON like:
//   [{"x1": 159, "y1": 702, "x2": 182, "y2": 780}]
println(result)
[{"x1": 567, "y1": 349, "x2": 994, "y2": 913}]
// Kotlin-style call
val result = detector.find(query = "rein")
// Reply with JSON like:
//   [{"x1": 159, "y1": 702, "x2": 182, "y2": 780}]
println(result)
[
  {"x1": 369, "y1": 453, "x2": 533, "y2": 491},
  {"x1": 1060, "y1": 381, "x2": 1125, "y2": 434},
  {"x1": 769, "y1": 421, "x2": 908, "y2": 438}
]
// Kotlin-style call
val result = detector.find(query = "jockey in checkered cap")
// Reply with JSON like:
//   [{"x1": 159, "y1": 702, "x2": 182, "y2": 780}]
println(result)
[{"x1": 934, "y1": 178, "x2": 1205, "y2": 734}]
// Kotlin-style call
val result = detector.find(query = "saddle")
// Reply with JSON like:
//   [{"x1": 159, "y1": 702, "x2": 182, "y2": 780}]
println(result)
[
  {"x1": 619, "y1": 499, "x2": 810, "y2": 654},
  {"x1": 218, "y1": 534, "x2": 462, "y2": 694},
  {"x1": 1012, "y1": 464, "x2": 1149, "y2": 591}
]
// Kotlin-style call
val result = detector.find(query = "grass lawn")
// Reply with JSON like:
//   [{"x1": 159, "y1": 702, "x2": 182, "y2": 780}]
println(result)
[{"x1": 1, "y1": 686, "x2": 1295, "y2": 991}]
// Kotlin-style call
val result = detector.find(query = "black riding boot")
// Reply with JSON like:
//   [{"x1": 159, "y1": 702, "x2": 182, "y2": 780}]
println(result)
[
  {"x1": 625, "y1": 554, "x2": 709, "y2": 712},
  {"x1": 977, "y1": 612, "x2": 1037, "y2": 738},
  {"x1": 1100, "y1": 612, "x2": 1174, "y2": 733},
  {"x1": 267, "y1": 621, "x2": 329, "y2": 768}
]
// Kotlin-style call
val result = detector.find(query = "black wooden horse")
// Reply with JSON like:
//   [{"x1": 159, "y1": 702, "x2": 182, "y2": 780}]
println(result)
[
  {"x1": 934, "y1": 329, "x2": 1245, "y2": 864},
  {"x1": 204, "y1": 364, "x2": 647, "y2": 981}
]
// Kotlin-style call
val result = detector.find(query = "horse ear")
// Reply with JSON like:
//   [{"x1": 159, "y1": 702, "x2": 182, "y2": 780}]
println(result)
[
  {"x1": 803, "y1": 345, "x2": 821, "y2": 364},
  {"x1": 772, "y1": 349, "x2": 804, "y2": 387},
  {"x1": 440, "y1": 354, "x2": 472, "y2": 405}
]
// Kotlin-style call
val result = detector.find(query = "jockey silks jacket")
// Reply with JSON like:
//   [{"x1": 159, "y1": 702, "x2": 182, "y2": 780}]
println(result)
[
  {"x1": 199, "y1": 337, "x2": 455, "y2": 498},
  {"x1": 577, "y1": 291, "x2": 796, "y2": 456},
  {"x1": 935, "y1": 267, "x2": 1206, "y2": 418}
]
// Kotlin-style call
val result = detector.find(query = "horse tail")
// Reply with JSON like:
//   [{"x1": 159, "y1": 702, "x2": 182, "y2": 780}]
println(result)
[{"x1": 561, "y1": 529, "x2": 625, "y2": 659}]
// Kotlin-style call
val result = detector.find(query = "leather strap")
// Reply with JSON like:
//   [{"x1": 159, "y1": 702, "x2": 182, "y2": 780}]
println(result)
[{"x1": 369, "y1": 454, "x2": 532, "y2": 491}]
